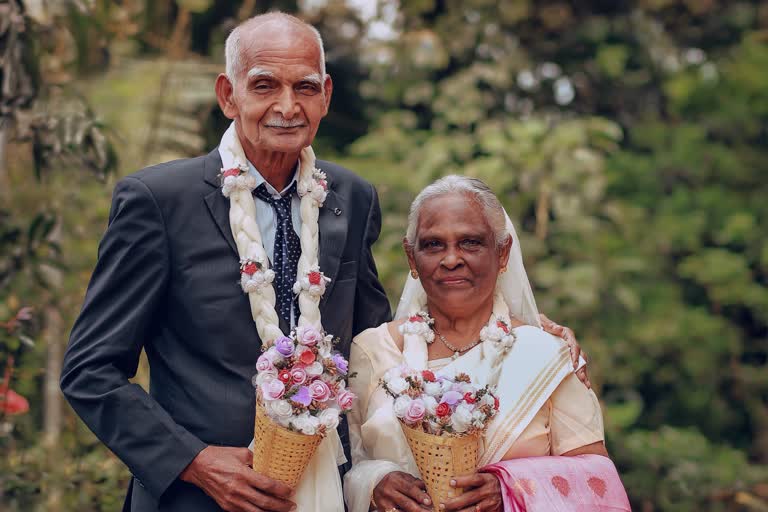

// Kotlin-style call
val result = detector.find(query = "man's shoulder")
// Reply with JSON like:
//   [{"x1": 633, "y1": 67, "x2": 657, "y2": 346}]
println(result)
[{"x1": 117, "y1": 150, "x2": 219, "y2": 201}]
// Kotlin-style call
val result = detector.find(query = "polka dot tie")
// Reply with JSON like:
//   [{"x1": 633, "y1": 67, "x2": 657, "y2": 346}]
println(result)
[{"x1": 254, "y1": 183, "x2": 301, "y2": 324}]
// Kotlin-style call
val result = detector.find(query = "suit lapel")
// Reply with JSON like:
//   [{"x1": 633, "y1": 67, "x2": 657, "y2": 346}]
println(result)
[
  {"x1": 203, "y1": 149, "x2": 239, "y2": 258},
  {"x1": 318, "y1": 182, "x2": 348, "y2": 309},
  {"x1": 203, "y1": 151, "x2": 348, "y2": 311}
]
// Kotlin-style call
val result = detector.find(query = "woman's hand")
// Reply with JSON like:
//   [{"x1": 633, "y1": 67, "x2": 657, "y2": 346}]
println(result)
[
  {"x1": 441, "y1": 473, "x2": 502, "y2": 512},
  {"x1": 372, "y1": 471, "x2": 432, "y2": 512},
  {"x1": 539, "y1": 313, "x2": 591, "y2": 389}
]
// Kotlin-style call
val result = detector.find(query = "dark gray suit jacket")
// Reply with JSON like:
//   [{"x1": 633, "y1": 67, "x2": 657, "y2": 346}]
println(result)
[{"x1": 60, "y1": 149, "x2": 391, "y2": 511}]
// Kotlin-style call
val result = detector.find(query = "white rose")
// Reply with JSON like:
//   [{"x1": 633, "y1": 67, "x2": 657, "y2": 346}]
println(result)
[
  {"x1": 393, "y1": 395, "x2": 412, "y2": 418},
  {"x1": 424, "y1": 381, "x2": 442, "y2": 397},
  {"x1": 266, "y1": 399, "x2": 294, "y2": 424},
  {"x1": 317, "y1": 339, "x2": 333, "y2": 359},
  {"x1": 460, "y1": 383, "x2": 476, "y2": 394},
  {"x1": 292, "y1": 413, "x2": 319, "y2": 436},
  {"x1": 318, "y1": 408, "x2": 340, "y2": 430},
  {"x1": 387, "y1": 377, "x2": 409, "y2": 395},
  {"x1": 383, "y1": 367, "x2": 402, "y2": 382},
  {"x1": 422, "y1": 395, "x2": 438, "y2": 415},
  {"x1": 440, "y1": 379, "x2": 453, "y2": 394},
  {"x1": 255, "y1": 371, "x2": 277, "y2": 388},
  {"x1": 481, "y1": 393, "x2": 496, "y2": 408},
  {"x1": 451, "y1": 404, "x2": 474, "y2": 434},
  {"x1": 306, "y1": 361, "x2": 324, "y2": 376}
]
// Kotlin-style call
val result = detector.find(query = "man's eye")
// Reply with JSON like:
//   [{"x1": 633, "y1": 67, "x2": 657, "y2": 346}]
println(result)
[
  {"x1": 422, "y1": 240, "x2": 442, "y2": 249},
  {"x1": 461, "y1": 239, "x2": 481, "y2": 247}
]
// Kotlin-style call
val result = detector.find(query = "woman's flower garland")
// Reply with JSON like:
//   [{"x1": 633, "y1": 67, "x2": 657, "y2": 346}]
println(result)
[{"x1": 398, "y1": 292, "x2": 517, "y2": 360}]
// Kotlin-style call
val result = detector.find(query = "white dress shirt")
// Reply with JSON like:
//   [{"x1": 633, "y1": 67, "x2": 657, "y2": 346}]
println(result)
[
  {"x1": 247, "y1": 160, "x2": 302, "y2": 263},
  {"x1": 248, "y1": 160, "x2": 302, "y2": 325}
]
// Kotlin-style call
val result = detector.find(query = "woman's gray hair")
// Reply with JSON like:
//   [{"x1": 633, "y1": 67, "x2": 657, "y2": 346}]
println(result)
[
  {"x1": 405, "y1": 175, "x2": 510, "y2": 248},
  {"x1": 225, "y1": 12, "x2": 326, "y2": 85}
]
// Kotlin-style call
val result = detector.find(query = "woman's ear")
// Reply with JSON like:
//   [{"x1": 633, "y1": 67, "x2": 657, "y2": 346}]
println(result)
[
  {"x1": 498, "y1": 235, "x2": 513, "y2": 271},
  {"x1": 403, "y1": 237, "x2": 417, "y2": 275}
]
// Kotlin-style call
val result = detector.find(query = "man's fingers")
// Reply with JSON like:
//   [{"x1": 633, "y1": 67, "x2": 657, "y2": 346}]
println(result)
[
  {"x1": 401, "y1": 480, "x2": 432, "y2": 508},
  {"x1": 247, "y1": 471, "x2": 294, "y2": 499},
  {"x1": 450, "y1": 473, "x2": 486, "y2": 489}
]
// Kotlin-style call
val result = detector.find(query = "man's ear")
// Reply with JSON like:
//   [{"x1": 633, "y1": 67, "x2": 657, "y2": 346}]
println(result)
[
  {"x1": 322, "y1": 74, "x2": 333, "y2": 116},
  {"x1": 215, "y1": 74, "x2": 238, "y2": 119}
]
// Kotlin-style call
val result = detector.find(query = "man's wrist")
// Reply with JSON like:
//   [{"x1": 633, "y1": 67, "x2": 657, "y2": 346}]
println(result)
[{"x1": 179, "y1": 445, "x2": 209, "y2": 485}]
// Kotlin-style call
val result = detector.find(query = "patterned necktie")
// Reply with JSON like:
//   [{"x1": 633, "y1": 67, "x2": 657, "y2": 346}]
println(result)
[{"x1": 254, "y1": 182, "x2": 301, "y2": 324}]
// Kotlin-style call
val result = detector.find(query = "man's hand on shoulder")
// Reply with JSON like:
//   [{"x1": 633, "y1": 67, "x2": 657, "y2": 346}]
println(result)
[
  {"x1": 539, "y1": 313, "x2": 591, "y2": 389},
  {"x1": 180, "y1": 446, "x2": 295, "y2": 512}
]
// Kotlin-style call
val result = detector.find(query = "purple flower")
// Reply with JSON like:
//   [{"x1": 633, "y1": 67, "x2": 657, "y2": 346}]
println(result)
[
  {"x1": 332, "y1": 353, "x2": 348, "y2": 374},
  {"x1": 274, "y1": 336, "x2": 295, "y2": 357},
  {"x1": 441, "y1": 390, "x2": 463, "y2": 406},
  {"x1": 291, "y1": 386, "x2": 312, "y2": 407}
]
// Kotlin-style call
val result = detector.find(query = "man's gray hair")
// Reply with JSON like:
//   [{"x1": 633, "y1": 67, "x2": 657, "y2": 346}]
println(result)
[
  {"x1": 405, "y1": 175, "x2": 510, "y2": 248},
  {"x1": 225, "y1": 12, "x2": 326, "y2": 85}
]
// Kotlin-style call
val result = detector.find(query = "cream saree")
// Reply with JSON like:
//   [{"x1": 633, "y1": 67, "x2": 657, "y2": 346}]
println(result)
[{"x1": 344, "y1": 322, "x2": 627, "y2": 512}]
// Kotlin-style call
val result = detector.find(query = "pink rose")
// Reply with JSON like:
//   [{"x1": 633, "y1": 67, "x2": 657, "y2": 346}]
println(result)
[
  {"x1": 336, "y1": 389, "x2": 355, "y2": 411},
  {"x1": 262, "y1": 379, "x2": 285, "y2": 401},
  {"x1": 309, "y1": 380, "x2": 331, "y2": 402},
  {"x1": 297, "y1": 325, "x2": 323, "y2": 346},
  {"x1": 404, "y1": 398, "x2": 426, "y2": 425},
  {"x1": 291, "y1": 367, "x2": 308, "y2": 385},
  {"x1": 256, "y1": 354, "x2": 274, "y2": 373}
]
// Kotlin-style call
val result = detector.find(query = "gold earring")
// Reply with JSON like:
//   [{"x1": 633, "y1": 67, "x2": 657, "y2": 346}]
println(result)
[
  {"x1": 500, "y1": 266, "x2": 507, "y2": 274},
  {"x1": 410, "y1": 270, "x2": 419, "y2": 279}
]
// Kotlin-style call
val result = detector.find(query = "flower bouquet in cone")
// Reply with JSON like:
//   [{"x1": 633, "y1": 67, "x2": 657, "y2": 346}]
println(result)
[
  {"x1": 251, "y1": 325, "x2": 356, "y2": 489},
  {"x1": 381, "y1": 366, "x2": 499, "y2": 511}
]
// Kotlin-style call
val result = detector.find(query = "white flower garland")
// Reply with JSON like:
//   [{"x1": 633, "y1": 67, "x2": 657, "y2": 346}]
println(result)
[
  {"x1": 399, "y1": 291, "x2": 517, "y2": 386},
  {"x1": 218, "y1": 123, "x2": 328, "y2": 343}
]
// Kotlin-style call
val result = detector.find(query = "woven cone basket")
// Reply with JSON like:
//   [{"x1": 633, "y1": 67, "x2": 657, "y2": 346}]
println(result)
[
  {"x1": 252, "y1": 402, "x2": 323, "y2": 489},
  {"x1": 400, "y1": 422, "x2": 480, "y2": 512}
]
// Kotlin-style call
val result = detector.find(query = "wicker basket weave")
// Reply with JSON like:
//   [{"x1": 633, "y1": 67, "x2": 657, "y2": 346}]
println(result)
[
  {"x1": 252, "y1": 402, "x2": 323, "y2": 489},
  {"x1": 400, "y1": 422, "x2": 480, "y2": 512}
]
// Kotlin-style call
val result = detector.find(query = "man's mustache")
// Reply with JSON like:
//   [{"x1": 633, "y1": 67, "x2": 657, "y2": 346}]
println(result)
[{"x1": 264, "y1": 118, "x2": 305, "y2": 128}]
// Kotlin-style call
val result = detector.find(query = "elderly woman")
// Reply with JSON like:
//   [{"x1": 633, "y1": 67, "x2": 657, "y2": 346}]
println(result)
[{"x1": 344, "y1": 176, "x2": 630, "y2": 512}]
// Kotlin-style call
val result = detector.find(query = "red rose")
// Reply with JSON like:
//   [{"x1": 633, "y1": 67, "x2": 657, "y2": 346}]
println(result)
[
  {"x1": 496, "y1": 320, "x2": 509, "y2": 333},
  {"x1": 494, "y1": 396, "x2": 500, "y2": 410},
  {"x1": 308, "y1": 271, "x2": 322, "y2": 286},
  {"x1": 223, "y1": 168, "x2": 240, "y2": 179},
  {"x1": 278, "y1": 370, "x2": 291, "y2": 383},
  {"x1": 319, "y1": 180, "x2": 328, "y2": 190},
  {"x1": 299, "y1": 350, "x2": 316, "y2": 365},
  {"x1": 463, "y1": 392, "x2": 476, "y2": 404},
  {"x1": 436, "y1": 403, "x2": 451, "y2": 418},
  {"x1": 421, "y1": 370, "x2": 436, "y2": 382},
  {"x1": 243, "y1": 262, "x2": 258, "y2": 275},
  {"x1": 409, "y1": 315, "x2": 422, "y2": 323}
]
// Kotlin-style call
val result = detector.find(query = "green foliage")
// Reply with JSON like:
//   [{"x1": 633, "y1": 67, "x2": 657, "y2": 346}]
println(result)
[{"x1": 352, "y1": 1, "x2": 768, "y2": 510}]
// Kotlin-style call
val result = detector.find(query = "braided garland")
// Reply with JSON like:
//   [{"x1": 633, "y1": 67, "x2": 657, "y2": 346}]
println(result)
[{"x1": 219, "y1": 124, "x2": 328, "y2": 344}]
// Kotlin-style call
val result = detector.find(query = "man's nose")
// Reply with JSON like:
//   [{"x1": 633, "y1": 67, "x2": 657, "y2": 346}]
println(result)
[{"x1": 273, "y1": 87, "x2": 299, "y2": 118}]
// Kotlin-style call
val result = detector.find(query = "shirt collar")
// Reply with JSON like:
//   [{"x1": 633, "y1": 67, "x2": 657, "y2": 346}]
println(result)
[{"x1": 247, "y1": 160, "x2": 299, "y2": 199}]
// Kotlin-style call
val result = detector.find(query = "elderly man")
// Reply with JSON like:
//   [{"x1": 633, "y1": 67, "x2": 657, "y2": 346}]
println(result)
[{"x1": 61, "y1": 11, "x2": 587, "y2": 512}]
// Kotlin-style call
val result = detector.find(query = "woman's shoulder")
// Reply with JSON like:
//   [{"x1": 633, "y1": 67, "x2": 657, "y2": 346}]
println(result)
[
  {"x1": 514, "y1": 324, "x2": 568, "y2": 353},
  {"x1": 352, "y1": 321, "x2": 404, "y2": 355}
]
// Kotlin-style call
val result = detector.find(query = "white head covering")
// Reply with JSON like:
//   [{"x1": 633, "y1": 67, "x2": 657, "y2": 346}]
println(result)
[{"x1": 395, "y1": 210, "x2": 542, "y2": 328}]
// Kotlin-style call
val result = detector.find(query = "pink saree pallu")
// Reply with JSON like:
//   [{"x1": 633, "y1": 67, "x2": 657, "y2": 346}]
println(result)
[{"x1": 482, "y1": 454, "x2": 631, "y2": 511}]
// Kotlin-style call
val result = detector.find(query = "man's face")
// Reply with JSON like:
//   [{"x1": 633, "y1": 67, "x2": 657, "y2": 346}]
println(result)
[{"x1": 217, "y1": 24, "x2": 332, "y2": 158}]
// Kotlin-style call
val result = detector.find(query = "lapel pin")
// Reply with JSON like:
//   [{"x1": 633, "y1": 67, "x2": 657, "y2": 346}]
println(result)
[{"x1": 333, "y1": 208, "x2": 342, "y2": 216}]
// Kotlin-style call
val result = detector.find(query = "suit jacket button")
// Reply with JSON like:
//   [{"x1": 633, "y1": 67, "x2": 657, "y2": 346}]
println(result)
[{"x1": 333, "y1": 208, "x2": 342, "y2": 216}]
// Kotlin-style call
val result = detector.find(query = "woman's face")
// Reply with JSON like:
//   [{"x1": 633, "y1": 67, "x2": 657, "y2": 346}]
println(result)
[{"x1": 406, "y1": 193, "x2": 511, "y2": 316}]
